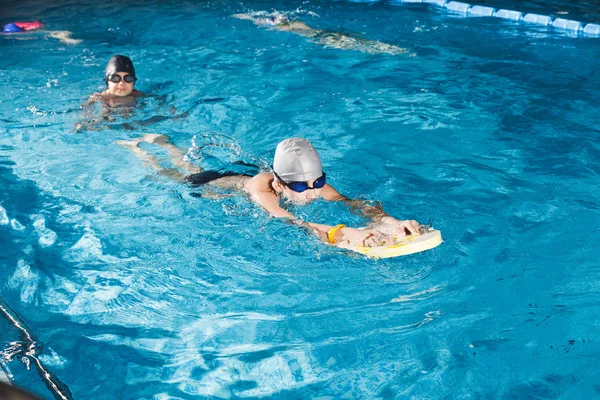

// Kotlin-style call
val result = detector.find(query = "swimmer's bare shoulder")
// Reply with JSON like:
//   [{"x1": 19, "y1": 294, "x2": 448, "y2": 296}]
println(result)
[
  {"x1": 243, "y1": 172, "x2": 292, "y2": 218},
  {"x1": 232, "y1": 13, "x2": 253, "y2": 20},
  {"x1": 243, "y1": 172, "x2": 273, "y2": 194}
]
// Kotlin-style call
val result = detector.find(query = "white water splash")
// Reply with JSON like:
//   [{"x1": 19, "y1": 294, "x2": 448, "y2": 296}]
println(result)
[
  {"x1": 38, "y1": 348, "x2": 68, "y2": 368},
  {"x1": 10, "y1": 219, "x2": 25, "y2": 231},
  {"x1": 0, "y1": 205, "x2": 9, "y2": 225},
  {"x1": 68, "y1": 224, "x2": 139, "y2": 264},
  {"x1": 32, "y1": 215, "x2": 57, "y2": 247}
]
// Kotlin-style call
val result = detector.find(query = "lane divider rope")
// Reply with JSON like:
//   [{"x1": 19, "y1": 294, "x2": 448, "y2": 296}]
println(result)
[
  {"x1": 400, "y1": 0, "x2": 600, "y2": 36},
  {"x1": 0, "y1": 297, "x2": 73, "y2": 400}
]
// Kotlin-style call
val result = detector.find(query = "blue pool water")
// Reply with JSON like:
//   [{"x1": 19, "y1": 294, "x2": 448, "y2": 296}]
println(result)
[{"x1": 1, "y1": 0, "x2": 600, "y2": 398}]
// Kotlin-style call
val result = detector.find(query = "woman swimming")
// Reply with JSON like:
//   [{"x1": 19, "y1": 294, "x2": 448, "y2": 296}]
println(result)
[
  {"x1": 233, "y1": 11, "x2": 411, "y2": 56},
  {"x1": 117, "y1": 134, "x2": 421, "y2": 248}
]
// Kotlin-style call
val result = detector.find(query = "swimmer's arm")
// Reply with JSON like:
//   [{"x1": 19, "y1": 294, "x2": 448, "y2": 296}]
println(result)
[
  {"x1": 294, "y1": 220, "x2": 395, "y2": 247},
  {"x1": 246, "y1": 186, "x2": 326, "y2": 240},
  {"x1": 321, "y1": 184, "x2": 389, "y2": 221},
  {"x1": 250, "y1": 189, "x2": 391, "y2": 245},
  {"x1": 232, "y1": 13, "x2": 254, "y2": 20},
  {"x1": 284, "y1": 216, "x2": 393, "y2": 246},
  {"x1": 245, "y1": 179, "x2": 341, "y2": 242},
  {"x1": 250, "y1": 188, "x2": 295, "y2": 218},
  {"x1": 246, "y1": 176, "x2": 396, "y2": 245},
  {"x1": 321, "y1": 184, "x2": 420, "y2": 235},
  {"x1": 82, "y1": 93, "x2": 102, "y2": 108},
  {"x1": 245, "y1": 174, "x2": 292, "y2": 216}
]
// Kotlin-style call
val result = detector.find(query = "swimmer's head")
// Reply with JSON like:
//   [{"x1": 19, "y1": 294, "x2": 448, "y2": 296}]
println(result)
[
  {"x1": 274, "y1": 138, "x2": 322, "y2": 182},
  {"x1": 3, "y1": 23, "x2": 23, "y2": 33},
  {"x1": 104, "y1": 55, "x2": 136, "y2": 96},
  {"x1": 255, "y1": 13, "x2": 290, "y2": 27},
  {"x1": 273, "y1": 138, "x2": 325, "y2": 204},
  {"x1": 105, "y1": 55, "x2": 136, "y2": 82}
]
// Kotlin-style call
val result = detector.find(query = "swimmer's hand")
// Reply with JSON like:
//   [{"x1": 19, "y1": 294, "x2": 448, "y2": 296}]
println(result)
[
  {"x1": 336, "y1": 227, "x2": 395, "y2": 248},
  {"x1": 377, "y1": 216, "x2": 420, "y2": 237}
]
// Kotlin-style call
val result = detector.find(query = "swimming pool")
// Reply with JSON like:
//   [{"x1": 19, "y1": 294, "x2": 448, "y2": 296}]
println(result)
[{"x1": 1, "y1": 0, "x2": 599, "y2": 397}]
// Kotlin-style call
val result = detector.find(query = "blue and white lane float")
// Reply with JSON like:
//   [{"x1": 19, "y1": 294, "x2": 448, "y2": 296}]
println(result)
[{"x1": 400, "y1": 0, "x2": 600, "y2": 37}]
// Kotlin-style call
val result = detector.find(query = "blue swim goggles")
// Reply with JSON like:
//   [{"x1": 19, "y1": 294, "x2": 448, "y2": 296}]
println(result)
[{"x1": 274, "y1": 172, "x2": 327, "y2": 193}]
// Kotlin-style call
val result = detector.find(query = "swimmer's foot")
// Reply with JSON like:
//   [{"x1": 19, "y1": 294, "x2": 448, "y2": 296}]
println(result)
[
  {"x1": 118, "y1": 134, "x2": 202, "y2": 174},
  {"x1": 142, "y1": 134, "x2": 202, "y2": 174}
]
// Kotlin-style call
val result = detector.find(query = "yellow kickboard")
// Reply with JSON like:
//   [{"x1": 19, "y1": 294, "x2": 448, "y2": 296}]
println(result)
[{"x1": 349, "y1": 229, "x2": 442, "y2": 259}]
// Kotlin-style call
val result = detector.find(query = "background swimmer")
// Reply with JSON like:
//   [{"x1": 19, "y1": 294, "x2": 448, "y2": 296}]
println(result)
[
  {"x1": 76, "y1": 55, "x2": 143, "y2": 131},
  {"x1": 2, "y1": 21, "x2": 82, "y2": 44},
  {"x1": 117, "y1": 135, "x2": 421, "y2": 249},
  {"x1": 86, "y1": 55, "x2": 144, "y2": 107},
  {"x1": 76, "y1": 55, "x2": 182, "y2": 132},
  {"x1": 233, "y1": 11, "x2": 412, "y2": 56}
]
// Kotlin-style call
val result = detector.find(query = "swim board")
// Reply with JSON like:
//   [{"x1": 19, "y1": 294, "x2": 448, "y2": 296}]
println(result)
[{"x1": 346, "y1": 228, "x2": 442, "y2": 259}]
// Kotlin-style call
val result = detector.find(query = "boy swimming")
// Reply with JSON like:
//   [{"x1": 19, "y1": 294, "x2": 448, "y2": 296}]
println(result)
[
  {"x1": 76, "y1": 55, "x2": 183, "y2": 132},
  {"x1": 85, "y1": 55, "x2": 144, "y2": 108},
  {"x1": 117, "y1": 134, "x2": 421, "y2": 248}
]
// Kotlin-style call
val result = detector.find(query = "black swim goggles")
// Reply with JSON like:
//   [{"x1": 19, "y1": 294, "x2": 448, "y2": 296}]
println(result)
[
  {"x1": 107, "y1": 74, "x2": 137, "y2": 83},
  {"x1": 274, "y1": 171, "x2": 327, "y2": 193}
]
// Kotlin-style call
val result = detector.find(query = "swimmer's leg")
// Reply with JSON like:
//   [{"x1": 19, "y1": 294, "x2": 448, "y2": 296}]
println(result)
[
  {"x1": 116, "y1": 136, "x2": 188, "y2": 182},
  {"x1": 366, "y1": 40, "x2": 409, "y2": 55},
  {"x1": 314, "y1": 32, "x2": 410, "y2": 55},
  {"x1": 139, "y1": 134, "x2": 201, "y2": 174}
]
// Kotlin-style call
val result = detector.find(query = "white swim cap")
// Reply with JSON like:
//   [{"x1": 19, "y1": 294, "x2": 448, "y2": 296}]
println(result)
[{"x1": 273, "y1": 138, "x2": 323, "y2": 182}]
